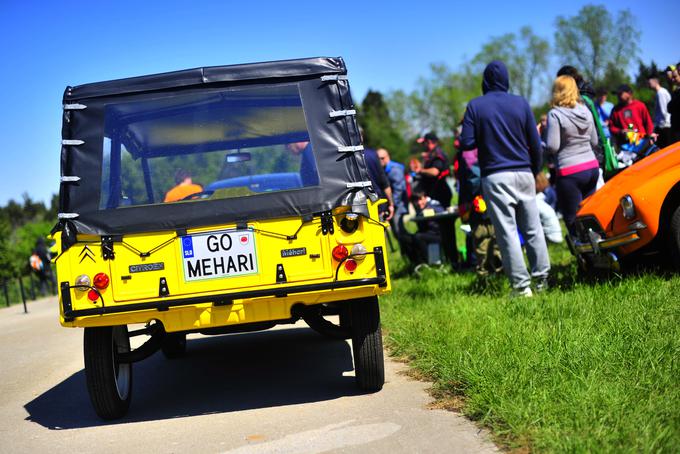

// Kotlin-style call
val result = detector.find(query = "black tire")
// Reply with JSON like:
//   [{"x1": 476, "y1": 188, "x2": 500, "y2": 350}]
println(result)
[
  {"x1": 161, "y1": 332, "x2": 187, "y2": 359},
  {"x1": 350, "y1": 297, "x2": 385, "y2": 392},
  {"x1": 83, "y1": 326, "x2": 132, "y2": 420},
  {"x1": 303, "y1": 304, "x2": 352, "y2": 340},
  {"x1": 669, "y1": 205, "x2": 680, "y2": 269}
]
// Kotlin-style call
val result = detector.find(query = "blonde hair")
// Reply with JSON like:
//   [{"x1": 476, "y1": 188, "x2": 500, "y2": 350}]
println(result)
[{"x1": 551, "y1": 75, "x2": 579, "y2": 108}]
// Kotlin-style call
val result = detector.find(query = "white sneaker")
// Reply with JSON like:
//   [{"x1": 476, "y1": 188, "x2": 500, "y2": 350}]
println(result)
[{"x1": 510, "y1": 287, "x2": 533, "y2": 298}]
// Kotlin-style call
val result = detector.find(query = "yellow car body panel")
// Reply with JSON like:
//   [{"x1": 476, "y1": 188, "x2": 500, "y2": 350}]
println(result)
[{"x1": 56, "y1": 201, "x2": 391, "y2": 332}]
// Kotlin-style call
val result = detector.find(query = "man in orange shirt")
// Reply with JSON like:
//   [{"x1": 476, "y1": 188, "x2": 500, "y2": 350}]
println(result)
[{"x1": 164, "y1": 169, "x2": 203, "y2": 202}]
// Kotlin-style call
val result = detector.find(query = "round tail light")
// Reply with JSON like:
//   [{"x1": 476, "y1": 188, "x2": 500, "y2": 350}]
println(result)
[
  {"x1": 93, "y1": 272, "x2": 110, "y2": 290},
  {"x1": 87, "y1": 289, "x2": 100, "y2": 302},
  {"x1": 344, "y1": 259, "x2": 358, "y2": 273},
  {"x1": 332, "y1": 245, "x2": 349, "y2": 261}
]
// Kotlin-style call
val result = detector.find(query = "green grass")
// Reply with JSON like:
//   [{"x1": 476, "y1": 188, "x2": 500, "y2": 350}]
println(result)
[{"x1": 381, "y1": 242, "x2": 680, "y2": 453}]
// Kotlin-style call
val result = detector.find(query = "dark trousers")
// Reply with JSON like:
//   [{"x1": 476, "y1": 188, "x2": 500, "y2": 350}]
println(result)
[
  {"x1": 556, "y1": 168, "x2": 599, "y2": 236},
  {"x1": 655, "y1": 127, "x2": 673, "y2": 149},
  {"x1": 415, "y1": 232, "x2": 441, "y2": 264}
]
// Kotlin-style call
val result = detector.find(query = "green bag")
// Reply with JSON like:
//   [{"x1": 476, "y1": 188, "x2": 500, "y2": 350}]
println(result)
[{"x1": 582, "y1": 94, "x2": 618, "y2": 175}]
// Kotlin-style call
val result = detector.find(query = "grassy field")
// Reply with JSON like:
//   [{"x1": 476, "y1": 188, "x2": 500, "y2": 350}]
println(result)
[{"x1": 380, "y1": 241, "x2": 680, "y2": 453}]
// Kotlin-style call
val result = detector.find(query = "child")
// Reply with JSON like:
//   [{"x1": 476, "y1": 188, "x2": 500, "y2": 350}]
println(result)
[
  {"x1": 456, "y1": 149, "x2": 502, "y2": 276},
  {"x1": 407, "y1": 191, "x2": 444, "y2": 266}
]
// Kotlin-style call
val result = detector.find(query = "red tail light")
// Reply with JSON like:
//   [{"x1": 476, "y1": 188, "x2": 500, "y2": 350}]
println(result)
[
  {"x1": 93, "y1": 272, "x2": 110, "y2": 290},
  {"x1": 332, "y1": 245, "x2": 349, "y2": 261},
  {"x1": 87, "y1": 289, "x2": 100, "y2": 302},
  {"x1": 344, "y1": 259, "x2": 358, "y2": 273}
]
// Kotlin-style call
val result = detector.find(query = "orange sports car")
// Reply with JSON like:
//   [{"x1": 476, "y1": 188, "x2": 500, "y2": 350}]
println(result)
[{"x1": 568, "y1": 141, "x2": 680, "y2": 271}]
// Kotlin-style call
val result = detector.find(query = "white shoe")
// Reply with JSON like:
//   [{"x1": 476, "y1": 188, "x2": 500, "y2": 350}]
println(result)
[{"x1": 510, "y1": 287, "x2": 533, "y2": 298}]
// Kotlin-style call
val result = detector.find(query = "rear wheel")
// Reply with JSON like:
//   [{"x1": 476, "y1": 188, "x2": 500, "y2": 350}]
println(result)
[
  {"x1": 303, "y1": 304, "x2": 352, "y2": 340},
  {"x1": 161, "y1": 332, "x2": 187, "y2": 359},
  {"x1": 83, "y1": 325, "x2": 132, "y2": 420},
  {"x1": 350, "y1": 297, "x2": 384, "y2": 392}
]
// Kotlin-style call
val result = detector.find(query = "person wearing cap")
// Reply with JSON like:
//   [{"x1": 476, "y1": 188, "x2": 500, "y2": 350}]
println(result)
[
  {"x1": 460, "y1": 60, "x2": 550, "y2": 297},
  {"x1": 410, "y1": 132, "x2": 459, "y2": 265},
  {"x1": 609, "y1": 84, "x2": 656, "y2": 146},
  {"x1": 411, "y1": 132, "x2": 453, "y2": 208}
]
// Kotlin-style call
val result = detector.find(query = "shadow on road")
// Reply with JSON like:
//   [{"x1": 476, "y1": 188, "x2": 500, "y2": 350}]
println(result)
[{"x1": 24, "y1": 327, "x2": 357, "y2": 429}]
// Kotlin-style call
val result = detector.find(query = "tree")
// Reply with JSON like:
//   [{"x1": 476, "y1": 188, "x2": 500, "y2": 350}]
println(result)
[
  {"x1": 470, "y1": 26, "x2": 550, "y2": 105},
  {"x1": 10, "y1": 221, "x2": 53, "y2": 275},
  {"x1": 599, "y1": 62, "x2": 631, "y2": 90},
  {"x1": 554, "y1": 4, "x2": 640, "y2": 84},
  {"x1": 0, "y1": 219, "x2": 17, "y2": 280},
  {"x1": 385, "y1": 63, "x2": 480, "y2": 142},
  {"x1": 359, "y1": 90, "x2": 408, "y2": 162}
]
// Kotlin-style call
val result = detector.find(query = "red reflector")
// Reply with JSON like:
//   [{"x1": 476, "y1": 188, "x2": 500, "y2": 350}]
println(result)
[
  {"x1": 344, "y1": 259, "x2": 358, "y2": 273},
  {"x1": 93, "y1": 272, "x2": 110, "y2": 289},
  {"x1": 87, "y1": 289, "x2": 100, "y2": 302},
  {"x1": 332, "y1": 245, "x2": 349, "y2": 261}
]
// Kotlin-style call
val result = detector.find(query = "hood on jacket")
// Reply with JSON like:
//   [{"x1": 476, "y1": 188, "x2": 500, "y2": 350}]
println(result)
[
  {"x1": 553, "y1": 103, "x2": 592, "y2": 133},
  {"x1": 482, "y1": 61, "x2": 509, "y2": 94}
]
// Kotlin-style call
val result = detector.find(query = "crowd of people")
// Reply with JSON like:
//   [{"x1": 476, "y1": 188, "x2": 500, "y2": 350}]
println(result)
[{"x1": 366, "y1": 59, "x2": 680, "y2": 297}]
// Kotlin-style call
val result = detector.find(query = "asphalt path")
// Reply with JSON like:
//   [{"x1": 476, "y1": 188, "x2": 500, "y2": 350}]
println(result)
[{"x1": 0, "y1": 297, "x2": 497, "y2": 453}]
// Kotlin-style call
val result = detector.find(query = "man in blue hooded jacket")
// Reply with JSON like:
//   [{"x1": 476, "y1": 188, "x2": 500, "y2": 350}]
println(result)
[{"x1": 460, "y1": 60, "x2": 550, "y2": 297}]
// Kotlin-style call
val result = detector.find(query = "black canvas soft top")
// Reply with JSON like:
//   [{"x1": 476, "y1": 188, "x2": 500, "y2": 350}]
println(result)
[
  {"x1": 58, "y1": 56, "x2": 377, "y2": 240},
  {"x1": 64, "y1": 57, "x2": 346, "y2": 100}
]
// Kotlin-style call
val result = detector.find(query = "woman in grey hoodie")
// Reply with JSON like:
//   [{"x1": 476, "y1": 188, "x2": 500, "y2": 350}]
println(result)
[{"x1": 546, "y1": 75, "x2": 599, "y2": 235}]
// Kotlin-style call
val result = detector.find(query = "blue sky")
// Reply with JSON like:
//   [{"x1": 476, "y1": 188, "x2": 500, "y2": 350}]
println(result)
[{"x1": 1, "y1": 0, "x2": 678, "y2": 206}]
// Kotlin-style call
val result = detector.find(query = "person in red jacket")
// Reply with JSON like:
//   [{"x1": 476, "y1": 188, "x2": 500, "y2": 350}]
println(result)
[{"x1": 609, "y1": 84, "x2": 657, "y2": 147}]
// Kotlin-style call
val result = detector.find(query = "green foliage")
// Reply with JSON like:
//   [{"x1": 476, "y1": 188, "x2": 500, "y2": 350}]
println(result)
[
  {"x1": 555, "y1": 5, "x2": 640, "y2": 83},
  {"x1": 358, "y1": 90, "x2": 409, "y2": 163},
  {"x1": 598, "y1": 62, "x2": 632, "y2": 91},
  {"x1": 10, "y1": 221, "x2": 53, "y2": 273},
  {"x1": 0, "y1": 194, "x2": 58, "y2": 279},
  {"x1": 470, "y1": 25, "x2": 550, "y2": 105},
  {"x1": 0, "y1": 193, "x2": 56, "y2": 229},
  {"x1": 385, "y1": 63, "x2": 481, "y2": 140},
  {"x1": 382, "y1": 244, "x2": 680, "y2": 452},
  {"x1": 0, "y1": 219, "x2": 15, "y2": 280},
  {"x1": 383, "y1": 4, "x2": 644, "y2": 147}
]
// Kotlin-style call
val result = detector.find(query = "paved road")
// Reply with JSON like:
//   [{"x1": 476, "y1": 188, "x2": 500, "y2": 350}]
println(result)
[{"x1": 0, "y1": 297, "x2": 497, "y2": 453}]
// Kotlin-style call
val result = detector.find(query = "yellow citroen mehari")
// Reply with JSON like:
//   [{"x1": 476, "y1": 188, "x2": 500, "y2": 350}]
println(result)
[{"x1": 54, "y1": 57, "x2": 391, "y2": 419}]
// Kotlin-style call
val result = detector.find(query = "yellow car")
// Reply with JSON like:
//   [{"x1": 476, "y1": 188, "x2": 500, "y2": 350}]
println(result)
[{"x1": 54, "y1": 57, "x2": 391, "y2": 419}]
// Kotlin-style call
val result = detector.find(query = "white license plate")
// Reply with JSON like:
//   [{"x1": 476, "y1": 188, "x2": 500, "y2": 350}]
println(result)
[{"x1": 180, "y1": 230, "x2": 258, "y2": 282}]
